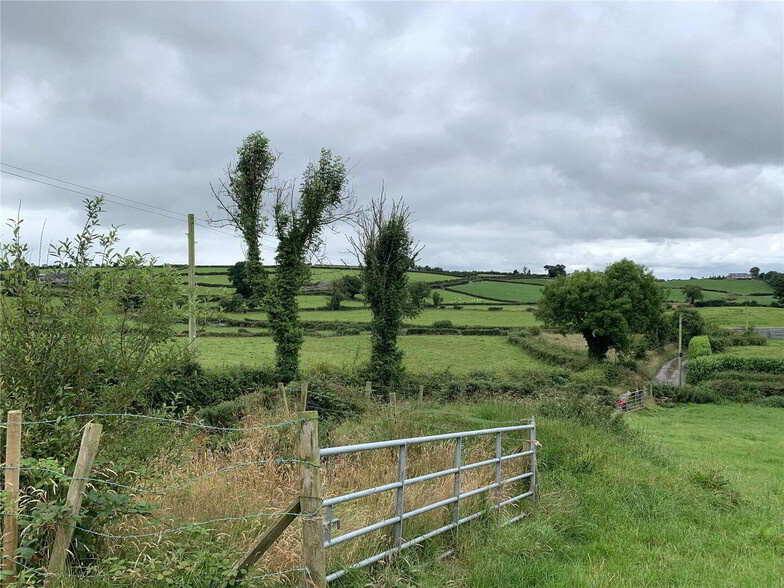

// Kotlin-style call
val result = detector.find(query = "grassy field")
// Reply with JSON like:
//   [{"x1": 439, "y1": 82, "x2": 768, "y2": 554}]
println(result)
[
  {"x1": 195, "y1": 334, "x2": 547, "y2": 374},
  {"x1": 664, "y1": 278, "x2": 774, "y2": 295},
  {"x1": 697, "y1": 306, "x2": 784, "y2": 327},
  {"x1": 723, "y1": 339, "x2": 784, "y2": 358},
  {"x1": 433, "y1": 288, "x2": 505, "y2": 304},
  {"x1": 232, "y1": 307, "x2": 541, "y2": 327},
  {"x1": 393, "y1": 403, "x2": 784, "y2": 588},
  {"x1": 448, "y1": 281, "x2": 543, "y2": 303}
]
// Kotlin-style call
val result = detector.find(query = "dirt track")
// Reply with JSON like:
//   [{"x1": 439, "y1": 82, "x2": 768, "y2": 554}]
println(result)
[{"x1": 654, "y1": 357, "x2": 686, "y2": 386}]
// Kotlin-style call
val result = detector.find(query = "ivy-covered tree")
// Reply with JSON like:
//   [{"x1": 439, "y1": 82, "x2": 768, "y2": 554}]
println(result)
[
  {"x1": 537, "y1": 259, "x2": 665, "y2": 359},
  {"x1": 209, "y1": 132, "x2": 277, "y2": 300},
  {"x1": 266, "y1": 149, "x2": 353, "y2": 381},
  {"x1": 351, "y1": 197, "x2": 422, "y2": 386}
]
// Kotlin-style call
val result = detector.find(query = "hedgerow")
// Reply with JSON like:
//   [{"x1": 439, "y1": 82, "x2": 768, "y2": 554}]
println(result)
[
  {"x1": 687, "y1": 355, "x2": 784, "y2": 384},
  {"x1": 507, "y1": 333, "x2": 594, "y2": 371}
]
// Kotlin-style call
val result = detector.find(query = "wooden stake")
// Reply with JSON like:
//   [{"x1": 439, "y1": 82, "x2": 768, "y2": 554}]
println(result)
[
  {"x1": 299, "y1": 411, "x2": 325, "y2": 588},
  {"x1": 364, "y1": 381, "x2": 372, "y2": 400},
  {"x1": 279, "y1": 383, "x2": 289, "y2": 414},
  {"x1": 2, "y1": 411, "x2": 21, "y2": 587},
  {"x1": 389, "y1": 392, "x2": 397, "y2": 418},
  {"x1": 187, "y1": 213, "x2": 196, "y2": 343},
  {"x1": 46, "y1": 423, "x2": 102, "y2": 584},
  {"x1": 418, "y1": 385, "x2": 424, "y2": 403},
  {"x1": 223, "y1": 498, "x2": 301, "y2": 586},
  {"x1": 300, "y1": 382, "x2": 309, "y2": 412}
]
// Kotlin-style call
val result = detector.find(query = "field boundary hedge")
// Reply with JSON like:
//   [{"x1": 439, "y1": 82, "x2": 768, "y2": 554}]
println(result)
[{"x1": 687, "y1": 355, "x2": 784, "y2": 384}]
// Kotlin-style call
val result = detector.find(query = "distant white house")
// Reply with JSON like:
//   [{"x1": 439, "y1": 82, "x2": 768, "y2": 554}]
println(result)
[{"x1": 726, "y1": 272, "x2": 753, "y2": 280}]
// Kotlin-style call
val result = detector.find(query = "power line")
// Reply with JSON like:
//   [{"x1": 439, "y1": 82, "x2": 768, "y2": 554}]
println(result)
[
  {"x1": 0, "y1": 165, "x2": 249, "y2": 240},
  {"x1": 1, "y1": 169, "x2": 186, "y2": 223},
  {"x1": 1, "y1": 162, "x2": 184, "y2": 218}
]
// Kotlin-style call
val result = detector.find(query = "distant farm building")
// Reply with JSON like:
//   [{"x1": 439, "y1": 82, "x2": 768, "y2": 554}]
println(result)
[{"x1": 726, "y1": 272, "x2": 753, "y2": 280}]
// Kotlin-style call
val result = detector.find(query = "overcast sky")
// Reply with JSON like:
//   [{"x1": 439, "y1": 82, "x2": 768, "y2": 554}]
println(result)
[{"x1": 2, "y1": 1, "x2": 782, "y2": 278}]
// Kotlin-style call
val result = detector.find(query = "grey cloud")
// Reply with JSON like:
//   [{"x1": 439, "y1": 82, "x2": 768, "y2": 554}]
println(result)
[{"x1": 1, "y1": 1, "x2": 782, "y2": 279}]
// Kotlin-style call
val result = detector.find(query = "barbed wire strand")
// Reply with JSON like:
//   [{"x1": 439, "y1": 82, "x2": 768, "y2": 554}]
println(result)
[
  {"x1": 2, "y1": 508, "x2": 319, "y2": 540},
  {"x1": 0, "y1": 457, "x2": 315, "y2": 495},
  {"x1": 0, "y1": 413, "x2": 315, "y2": 432}
]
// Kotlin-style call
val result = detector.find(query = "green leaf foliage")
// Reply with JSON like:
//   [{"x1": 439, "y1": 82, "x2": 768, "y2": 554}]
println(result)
[
  {"x1": 536, "y1": 259, "x2": 666, "y2": 359},
  {"x1": 688, "y1": 335, "x2": 712, "y2": 358},
  {"x1": 267, "y1": 149, "x2": 350, "y2": 382},
  {"x1": 355, "y1": 198, "x2": 421, "y2": 387}
]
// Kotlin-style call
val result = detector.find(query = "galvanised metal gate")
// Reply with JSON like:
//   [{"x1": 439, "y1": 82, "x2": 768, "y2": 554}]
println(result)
[{"x1": 320, "y1": 418, "x2": 537, "y2": 582}]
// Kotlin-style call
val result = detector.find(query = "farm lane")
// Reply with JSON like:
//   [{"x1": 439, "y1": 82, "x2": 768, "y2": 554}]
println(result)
[{"x1": 654, "y1": 357, "x2": 686, "y2": 386}]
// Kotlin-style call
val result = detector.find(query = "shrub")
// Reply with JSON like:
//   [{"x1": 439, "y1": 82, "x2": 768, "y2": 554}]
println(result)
[
  {"x1": 755, "y1": 396, "x2": 784, "y2": 408},
  {"x1": 487, "y1": 306, "x2": 503, "y2": 311},
  {"x1": 688, "y1": 335, "x2": 712, "y2": 358},
  {"x1": 432, "y1": 319, "x2": 454, "y2": 328},
  {"x1": 452, "y1": 304, "x2": 463, "y2": 310}
]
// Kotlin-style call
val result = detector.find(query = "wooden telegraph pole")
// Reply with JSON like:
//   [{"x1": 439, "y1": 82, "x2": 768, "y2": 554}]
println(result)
[
  {"x1": 677, "y1": 312, "x2": 683, "y2": 387},
  {"x1": 188, "y1": 213, "x2": 196, "y2": 343}
]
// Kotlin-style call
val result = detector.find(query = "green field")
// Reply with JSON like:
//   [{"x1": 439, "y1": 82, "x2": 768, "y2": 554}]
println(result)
[
  {"x1": 433, "y1": 288, "x2": 505, "y2": 304},
  {"x1": 401, "y1": 403, "x2": 784, "y2": 587},
  {"x1": 448, "y1": 281, "x2": 543, "y2": 303},
  {"x1": 195, "y1": 334, "x2": 546, "y2": 374},
  {"x1": 232, "y1": 307, "x2": 541, "y2": 327},
  {"x1": 664, "y1": 278, "x2": 774, "y2": 295},
  {"x1": 723, "y1": 339, "x2": 784, "y2": 358},
  {"x1": 697, "y1": 306, "x2": 784, "y2": 327}
]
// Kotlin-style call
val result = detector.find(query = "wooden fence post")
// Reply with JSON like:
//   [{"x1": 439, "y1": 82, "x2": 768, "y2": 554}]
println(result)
[
  {"x1": 364, "y1": 381, "x2": 372, "y2": 401},
  {"x1": 389, "y1": 392, "x2": 397, "y2": 419},
  {"x1": 2, "y1": 410, "x2": 21, "y2": 587},
  {"x1": 46, "y1": 423, "x2": 102, "y2": 584},
  {"x1": 279, "y1": 383, "x2": 289, "y2": 414},
  {"x1": 418, "y1": 385, "x2": 424, "y2": 403},
  {"x1": 299, "y1": 411, "x2": 325, "y2": 588},
  {"x1": 301, "y1": 382, "x2": 309, "y2": 412}
]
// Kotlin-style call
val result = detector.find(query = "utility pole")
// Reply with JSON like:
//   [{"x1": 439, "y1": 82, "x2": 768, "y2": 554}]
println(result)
[
  {"x1": 677, "y1": 312, "x2": 683, "y2": 386},
  {"x1": 188, "y1": 214, "x2": 196, "y2": 343}
]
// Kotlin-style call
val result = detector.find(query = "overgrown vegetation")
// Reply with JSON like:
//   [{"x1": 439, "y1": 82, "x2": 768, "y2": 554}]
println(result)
[
  {"x1": 266, "y1": 148, "x2": 353, "y2": 381},
  {"x1": 209, "y1": 131, "x2": 277, "y2": 301},
  {"x1": 352, "y1": 197, "x2": 422, "y2": 387}
]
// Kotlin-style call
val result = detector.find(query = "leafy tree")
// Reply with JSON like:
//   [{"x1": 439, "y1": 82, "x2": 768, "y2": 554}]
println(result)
[
  {"x1": 338, "y1": 274, "x2": 363, "y2": 299},
  {"x1": 227, "y1": 260, "x2": 253, "y2": 298},
  {"x1": 210, "y1": 131, "x2": 277, "y2": 299},
  {"x1": 351, "y1": 197, "x2": 422, "y2": 386},
  {"x1": 750, "y1": 266, "x2": 760, "y2": 279},
  {"x1": 432, "y1": 291, "x2": 443, "y2": 307},
  {"x1": 537, "y1": 259, "x2": 665, "y2": 359},
  {"x1": 682, "y1": 284, "x2": 704, "y2": 305},
  {"x1": 266, "y1": 149, "x2": 353, "y2": 381},
  {"x1": 406, "y1": 282, "x2": 431, "y2": 314},
  {"x1": 670, "y1": 307, "x2": 705, "y2": 344},
  {"x1": 544, "y1": 264, "x2": 566, "y2": 277},
  {"x1": 327, "y1": 281, "x2": 344, "y2": 310},
  {"x1": 763, "y1": 271, "x2": 784, "y2": 304}
]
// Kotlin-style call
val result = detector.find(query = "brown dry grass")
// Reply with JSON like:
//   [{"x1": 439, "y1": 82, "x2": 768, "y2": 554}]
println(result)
[{"x1": 101, "y1": 399, "x2": 533, "y2": 582}]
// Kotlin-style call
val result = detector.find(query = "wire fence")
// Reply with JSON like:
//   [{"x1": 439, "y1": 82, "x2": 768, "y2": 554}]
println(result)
[{"x1": 2, "y1": 382, "x2": 537, "y2": 586}]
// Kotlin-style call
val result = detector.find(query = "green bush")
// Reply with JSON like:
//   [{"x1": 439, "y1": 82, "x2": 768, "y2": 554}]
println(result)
[
  {"x1": 688, "y1": 335, "x2": 712, "y2": 358},
  {"x1": 432, "y1": 319, "x2": 454, "y2": 328},
  {"x1": 487, "y1": 306, "x2": 503, "y2": 311},
  {"x1": 687, "y1": 355, "x2": 784, "y2": 384}
]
